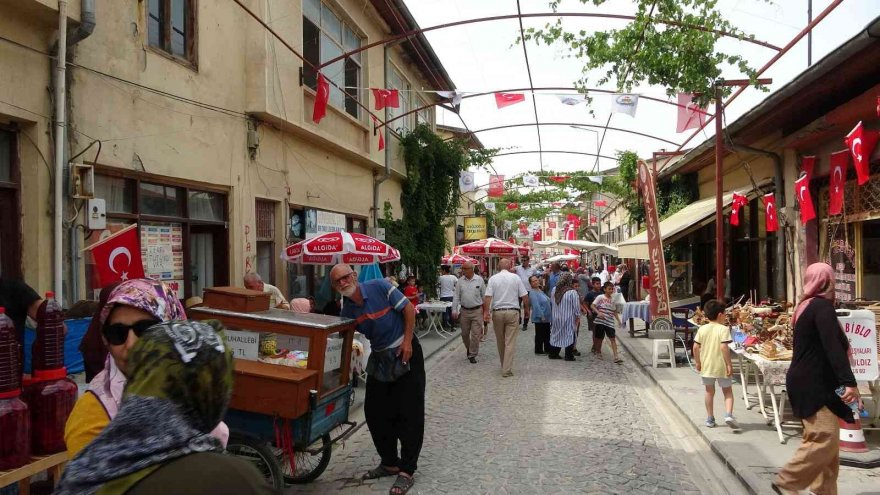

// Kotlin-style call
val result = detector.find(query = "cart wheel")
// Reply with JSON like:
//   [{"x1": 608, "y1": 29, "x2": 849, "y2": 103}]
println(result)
[
  {"x1": 282, "y1": 433, "x2": 332, "y2": 484},
  {"x1": 226, "y1": 433, "x2": 284, "y2": 490}
]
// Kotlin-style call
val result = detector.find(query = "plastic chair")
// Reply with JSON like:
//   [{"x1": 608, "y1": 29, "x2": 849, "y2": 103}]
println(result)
[{"x1": 652, "y1": 339, "x2": 676, "y2": 368}]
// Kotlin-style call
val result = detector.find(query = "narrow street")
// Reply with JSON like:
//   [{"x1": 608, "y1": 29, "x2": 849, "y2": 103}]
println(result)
[{"x1": 290, "y1": 323, "x2": 743, "y2": 494}]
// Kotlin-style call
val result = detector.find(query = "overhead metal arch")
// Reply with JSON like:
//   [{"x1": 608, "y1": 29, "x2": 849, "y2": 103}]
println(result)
[
  {"x1": 493, "y1": 150, "x2": 618, "y2": 162},
  {"x1": 441, "y1": 122, "x2": 681, "y2": 147}
]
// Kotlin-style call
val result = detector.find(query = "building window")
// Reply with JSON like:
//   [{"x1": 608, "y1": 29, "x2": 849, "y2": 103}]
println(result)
[
  {"x1": 0, "y1": 129, "x2": 21, "y2": 278},
  {"x1": 415, "y1": 96, "x2": 432, "y2": 128},
  {"x1": 188, "y1": 190, "x2": 224, "y2": 221},
  {"x1": 388, "y1": 67, "x2": 411, "y2": 133},
  {"x1": 95, "y1": 175, "x2": 134, "y2": 213},
  {"x1": 255, "y1": 200, "x2": 276, "y2": 285},
  {"x1": 303, "y1": 0, "x2": 362, "y2": 119},
  {"x1": 140, "y1": 182, "x2": 182, "y2": 217},
  {"x1": 148, "y1": 0, "x2": 197, "y2": 65}
]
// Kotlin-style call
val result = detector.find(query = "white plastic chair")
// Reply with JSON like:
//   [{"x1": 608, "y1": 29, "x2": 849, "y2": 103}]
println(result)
[{"x1": 652, "y1": 339, "x2": 676, "y2": 368}]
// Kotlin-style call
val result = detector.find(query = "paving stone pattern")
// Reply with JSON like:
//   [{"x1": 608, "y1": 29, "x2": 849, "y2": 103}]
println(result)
[{"x1": 288, "y1": 323, "x2": 702, "y2": 494}]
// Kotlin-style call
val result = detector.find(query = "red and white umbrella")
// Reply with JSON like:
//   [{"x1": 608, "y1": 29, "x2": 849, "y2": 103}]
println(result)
[
  {"x1": 441, "y1": 253, "x2": 479, "y2": 265},
  {"x1": 281, "y1": 232, "x2": 400, "y2": 265},
  {"x1": 454, "y1": 238, "x2": 531, "y2": 257}
]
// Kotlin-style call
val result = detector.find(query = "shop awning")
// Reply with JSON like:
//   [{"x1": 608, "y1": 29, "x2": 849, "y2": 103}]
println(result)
[
  {"x1": 617, "y1": 193, "x2": 735, "y2": 260},
  {"x1": 534, "y1": 239, "x2": 618, "y2": 256}
]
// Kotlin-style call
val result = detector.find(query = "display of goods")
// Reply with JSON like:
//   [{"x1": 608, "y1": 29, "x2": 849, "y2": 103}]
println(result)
[
  {"x1": 0, "y1": 307, "x2": 31, "y2": 469},
  {"x1": 259, "y1": 350, "x2": 309, "y2": 369},
  {"x1": 23, "y1": 372, "x2": 77, "y2": 454},
  {"x1": 693, "y1": 308, "x2": 709, "y2": 326},
  {"x1": 32, "y1": 292, "x2": 65, "y2": 371}
]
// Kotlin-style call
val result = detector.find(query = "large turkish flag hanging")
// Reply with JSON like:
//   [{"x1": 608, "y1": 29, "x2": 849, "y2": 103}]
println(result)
[
  {"x1": 764, "y1": 193, "x2": 778, "y2": 232},
  {"x1": 89, "y1": 224, "x2": 145, "y2": 287},
  {"x1": 845, "y1": 121, "x2": 878, "y2": 185},
  {"x1": 794, "y1": 174, "x2": 816, "y2": 224},
  {"x1": 829, "y1": 150, "x2": 849, "y2": 215}
]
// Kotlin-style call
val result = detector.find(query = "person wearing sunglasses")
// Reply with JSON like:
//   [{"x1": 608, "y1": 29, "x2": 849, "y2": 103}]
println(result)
[{"x1": 64, "y1": 279, "x2": 229, "y2": 458}]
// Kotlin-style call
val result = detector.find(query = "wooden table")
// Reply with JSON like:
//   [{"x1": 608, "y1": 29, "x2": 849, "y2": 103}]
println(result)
[{"x1": 0, "y1": 453, "x2": 67, "y2": 495}]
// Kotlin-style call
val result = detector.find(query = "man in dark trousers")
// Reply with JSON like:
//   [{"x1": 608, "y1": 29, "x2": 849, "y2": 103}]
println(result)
[{"x1": 331, "y1": 264, "x2": 423, "y2": 495}]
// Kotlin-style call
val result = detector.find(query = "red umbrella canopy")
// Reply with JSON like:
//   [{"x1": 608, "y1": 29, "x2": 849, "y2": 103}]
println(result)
[
  {"x1": 282, "y1": 232, "x2": 400, "y2": 265},
  {"x1": 441, "y1": 253, "x2": 479, "y2": 265},
  {"x1": 457, "y1": 238, "x2": 531, "y2": 257}
]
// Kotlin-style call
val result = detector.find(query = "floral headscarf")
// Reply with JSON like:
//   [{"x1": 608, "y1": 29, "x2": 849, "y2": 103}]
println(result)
[
  {"x1": 554, "y1": 272, "x2": 575, "y2": 305},
  {"x1": 57, "y1": 320, "x2": 233, "y2": 495}
]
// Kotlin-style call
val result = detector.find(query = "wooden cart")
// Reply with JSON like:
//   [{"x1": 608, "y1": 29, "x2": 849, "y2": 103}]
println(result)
[{"x1": 191, "y1": 302, "x2": 362, "y2": 488}]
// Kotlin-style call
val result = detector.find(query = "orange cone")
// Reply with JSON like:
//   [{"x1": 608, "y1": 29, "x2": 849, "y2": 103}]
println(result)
[{"x1": 839, "y1": 415, "x2": 869, "y2": 453}]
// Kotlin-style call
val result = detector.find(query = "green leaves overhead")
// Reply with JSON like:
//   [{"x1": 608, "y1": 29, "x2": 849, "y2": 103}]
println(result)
[{"x1": 519, "y1": 0, "x2": 769, "y2": 106}]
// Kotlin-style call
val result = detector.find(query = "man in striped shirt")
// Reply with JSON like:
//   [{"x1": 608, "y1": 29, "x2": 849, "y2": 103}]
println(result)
[{"x1": 333, "y1": 264, "x2": 423, "y2": 493}]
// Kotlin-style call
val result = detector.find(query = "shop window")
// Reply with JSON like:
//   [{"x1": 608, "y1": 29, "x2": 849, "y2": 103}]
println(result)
[
  {"x1": 0, "y1": 129, "x2": 20, "y2": 278},
  {"x1": 148, "y1": 0, "x2": 197, "y2": 65},
  {"x1": 302, "y1": 0, "x2": 362, "y2": 118},
  {"x1": 0, "y1": 131, "x2": 11, "y2": 183},
  {"x1": 861, "y1": 221, "x2": 880, "y2": 301},
  {"x1": 255, "y1": 200, "x2": 276, "y2": 284},
  {"x1": 188, "y1": 190, "x2": 224, "y2": 221},
  {"x1": 95, "y1": 175, "x2": 134, "y2": 213},
  {"x1": 140, "y1": 182, "x2": 181, "y2": 217}
]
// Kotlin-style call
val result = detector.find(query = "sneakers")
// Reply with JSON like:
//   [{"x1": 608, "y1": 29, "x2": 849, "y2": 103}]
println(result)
[
  {"x1": 501, "y1": 370, "x2": 514, "y2": 377},
  {"x1": 468, "y1": 357, "x2": 477, "y2": 364},
  {"x1": 724, "y1": 414, "x2": 741, "y2": 430},
  {"x1": 705, "y1": 417, "x2": 717, "y2": 428}
]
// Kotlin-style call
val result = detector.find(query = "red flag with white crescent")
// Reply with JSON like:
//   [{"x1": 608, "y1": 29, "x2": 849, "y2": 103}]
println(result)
[
  {"x1": 88, "y1": 224, "x2": 145, "y2": 287},
  {"x1": 829, "y1": 150, "x2": 849, "y2": 215},
  {"x1": 845, "y1": 121, "x2": 878, "y2": 185},
  {"x1": 730, "y1": 193, "x2": 747, "y2": 226},
  {"x1": 794, "y1": 174, "x2": 816, "y2": 224},
  {"x1": 763, "y1": 193, "x2": 778, "y2": 232},
  {"x1": 371, "y1": 88, "x2": 400, "y2": 110},
  {"x1": 488, "y1": 175, "x2": 505, "y2": 197},
  {"x1": 801, "y1": 156, "x2": 815, "y2": 183},
  {"x1": 494, "y1": 92, "x2": 526, "y2": 109}
]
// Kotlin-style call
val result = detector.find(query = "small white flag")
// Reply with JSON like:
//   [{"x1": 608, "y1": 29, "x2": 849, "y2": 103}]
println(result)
[
  {"x1": 611, "y1": 94, "x2": 639, "y2": 117},
  {"x1": 588, "y1": 175, "x2": 604, "y2": 185},
  {"x1": 522, "y1": 174, "x2": 539, "y2": 187},
  {"x1": 459, "y1": 171, "x2": 475, "y2": 192},
  {"x1": 437, "y1": 90, "x2": 464, "y2": 107},
  {"x1": 485, "y1": 202, "x2": 496, "y2": 212},
  {"x1": 558, "y1": 94, "x2": 586, "y2": 106}
]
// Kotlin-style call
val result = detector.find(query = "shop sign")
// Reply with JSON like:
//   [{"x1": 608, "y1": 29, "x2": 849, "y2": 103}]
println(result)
[
  {"x1": 463, "y1": 216, "x2": 487, "y2": 240},
  {"x1": 828, "y1": 239, "x2": 856, "y2": 302},
  {"x1": 837, "y1": 309, "x2": 879, "y2": 381},
  {"x1": 226, "y1": 329, "x2": 259, "y2": 361},
  {"x1": 637, "y1": 160, "x2": 672, "y2": 322},
  {"x1": 305, "y1": 209, "x2": 347, "y2": 239}
]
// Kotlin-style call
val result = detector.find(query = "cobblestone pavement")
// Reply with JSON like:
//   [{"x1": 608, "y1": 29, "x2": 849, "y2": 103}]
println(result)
[{"x1": 288, "y1": 323, "x2": 708, "y2": 495}]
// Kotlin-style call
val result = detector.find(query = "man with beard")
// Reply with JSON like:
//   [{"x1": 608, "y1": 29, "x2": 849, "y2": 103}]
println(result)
[{"x1": 331, "y1": 264, "x2": 423, "y2": 495}]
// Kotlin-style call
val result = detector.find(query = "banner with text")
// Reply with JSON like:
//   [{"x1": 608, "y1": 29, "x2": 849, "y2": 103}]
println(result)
[
  {"x1": 463, "y1": 216, "x2": 488, "y2": 241},
  {"x1": 637, "y1": 160, "x2": 672, "y2": 324}
]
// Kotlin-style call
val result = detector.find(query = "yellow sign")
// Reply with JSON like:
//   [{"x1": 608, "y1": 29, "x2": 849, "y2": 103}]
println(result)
[{"x1": 463, "y1": 216, "x2": 487, "y2": 240}]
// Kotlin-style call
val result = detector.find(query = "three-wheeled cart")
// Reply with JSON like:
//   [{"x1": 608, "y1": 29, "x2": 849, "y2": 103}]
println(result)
[{"x1": 191, "y1": 298, "x2": 361, "y2": 489}]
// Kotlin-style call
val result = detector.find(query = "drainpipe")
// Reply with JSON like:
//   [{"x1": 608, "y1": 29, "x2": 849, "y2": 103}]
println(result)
[
  {"x1": 372, "y1": 44, "x2": 392, "y2": 229},
  {"x1": 725, "y1": 140, "x2": 786, "y2": 301},
  {"x1": 53, "y1": 1, "x2": 68, "y2": 304}
]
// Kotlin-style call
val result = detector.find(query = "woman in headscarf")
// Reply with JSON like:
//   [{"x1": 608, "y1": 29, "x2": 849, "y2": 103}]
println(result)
[
  {"x1": 65, "y1": 279, "x2": 228, "y2": 457},
  {"x1": 78, "y1": 282, "x2": 121, "y2": 383},
  {"x1": 773, "y1": 263, "x2": 861, "y2": 495},
  {"x1": 289, "y1": 298, "x2": 312, "y2": 313},
  {"x1": 56, "y1": 320, "x2": 276, "y2": 495},
  {"x1": 548, "y1": 273, "x2": 580, "y2": 361}
]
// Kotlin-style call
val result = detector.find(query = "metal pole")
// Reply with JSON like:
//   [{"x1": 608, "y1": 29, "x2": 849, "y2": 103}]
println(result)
[
  {"x1": 715, "y1": 86, "x2": 724, "y2": 300},
  {"x1": 807, "y1": 0, "x2": 813, "y2": 66},
  {"x1": 54, "y1": 0, "x2": 68, "y2": 305}
]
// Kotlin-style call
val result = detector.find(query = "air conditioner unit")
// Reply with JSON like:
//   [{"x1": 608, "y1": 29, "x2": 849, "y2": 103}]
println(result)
[{"x1": 70, "y1": 162, "x2": 95, "y2": 199}]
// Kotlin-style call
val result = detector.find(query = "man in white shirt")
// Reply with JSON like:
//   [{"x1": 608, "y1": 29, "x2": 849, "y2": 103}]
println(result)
[
  {"x1": 244, "y1": 272, "x2": 290, "y2": 310},
  {"x1": 515, "y1": 257, "x2": 536, "y2": 331},
  {"x1": 438, "y1": 265, "x2": 458, "y2": 328},
  {"x1": 452, "y1": 262, "x2": 485, "y2": 363},
  {"x1": 483, "y1": 259, "x2": 530, "y2": 377}
]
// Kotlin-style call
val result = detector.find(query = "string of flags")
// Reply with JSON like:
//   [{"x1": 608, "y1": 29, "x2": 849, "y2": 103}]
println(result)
[{"x1": 310, "y1": 71, "x2": 709, "y2": 134}]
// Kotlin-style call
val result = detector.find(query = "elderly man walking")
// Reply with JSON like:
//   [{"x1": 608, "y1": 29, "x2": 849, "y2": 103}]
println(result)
[
  {"x1": 452, "y1": 262, "x2": 485, "y2": 363},
  {"x1": 330, "y1": 264, "x2": 423, "y2": 495},
  {"x1": 515, "y1": 257, "x2": 535, "y2": 331},
  {"x1": 483, "y1": 259, "x2": 530, "y2": 377}
]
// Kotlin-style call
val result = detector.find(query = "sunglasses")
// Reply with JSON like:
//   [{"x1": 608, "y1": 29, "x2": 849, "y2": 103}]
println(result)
[{"x1": 103, "y1": 319, "x2": 160, "y2": 346}]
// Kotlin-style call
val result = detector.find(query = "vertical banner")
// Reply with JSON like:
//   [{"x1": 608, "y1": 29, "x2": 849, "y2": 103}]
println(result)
[
  {"x1": 637, "y1": 160, "x2": 673, "y2": 328},
  {"x1": 488, "y1": 175, "x2": 505, "y2": 198}
]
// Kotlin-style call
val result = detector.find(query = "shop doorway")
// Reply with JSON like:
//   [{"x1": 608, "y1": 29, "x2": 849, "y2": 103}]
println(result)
[
  {"x1": 861, "y1": 220, "x2": 880, "y2": 301},
  {"x1": 189, "y1": 225, "x2": 228, "y2": 298},
  {"x1": 0, "y1": 129, "x2": 20, "y2": 279}
]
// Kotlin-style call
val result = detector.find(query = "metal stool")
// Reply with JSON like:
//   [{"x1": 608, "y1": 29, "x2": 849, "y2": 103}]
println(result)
[{"x1": 652, "y1": 339, "x2": 676, "y2": 368}]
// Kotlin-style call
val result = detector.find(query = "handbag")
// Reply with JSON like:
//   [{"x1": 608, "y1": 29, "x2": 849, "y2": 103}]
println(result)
[{"x1": 365, "y1": 346, "x2": 411, "y2": 382}]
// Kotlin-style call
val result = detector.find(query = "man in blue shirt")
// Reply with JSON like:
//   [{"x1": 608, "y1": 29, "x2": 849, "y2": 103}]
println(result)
[{"x1": 332, "y1": 264, "x2": 422, "y2": 495}]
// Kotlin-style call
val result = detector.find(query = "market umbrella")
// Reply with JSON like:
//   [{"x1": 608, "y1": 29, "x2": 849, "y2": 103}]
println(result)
[
  {"x1": 454, "y1": 237, "x2": 531, "y2": 257},
  {"x1": 441, "y1": 253, "x2": 479, "y2": 265},
  {"x1": 281, "y1": 232, "x2": 401, "y2": 265}
]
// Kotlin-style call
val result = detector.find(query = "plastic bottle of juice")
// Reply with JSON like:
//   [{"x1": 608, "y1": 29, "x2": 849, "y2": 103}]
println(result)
[
  {"x1": 23, "y1": 293, "x2": 77, "y2": 454},
  {"x1": 0, "y1": 307, "x2": 31, "y2": 469}
]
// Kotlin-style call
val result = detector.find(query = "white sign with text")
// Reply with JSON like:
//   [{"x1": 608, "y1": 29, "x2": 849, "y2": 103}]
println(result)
[
  {"x1": 226, "y1": 329, "x2": 260, "y2": 361},
  {"x1": 838, "y1": 309, "x2": 879, "y2": 381}
]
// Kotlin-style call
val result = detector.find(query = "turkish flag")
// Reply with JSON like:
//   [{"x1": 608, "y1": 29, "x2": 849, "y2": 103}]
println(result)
[
  {"x1": 594, "y1": 200, "x2": 607, "y2": 207},
  {"x1": 590, "y1": 215, "x2": 597, "y2": 224},
  {"x1": 495, "y1": 92, "x2": 525, "y2": 109},
  {"x1": 532, "y1": 230, "x2": 542, "y2": 241},
  {"x1": 507, "y1": 203, "x2": 519, "y2": 210},
  {"x1": 801, "y1": 156, "x2": 815, "y2": 183},
  {"x1": 794, "y1": 174, "x2": 816, "y2": 224},
  {"x1": 829, "y1": 150, "x2": 849, "y2": 215},
  {"x1": 730, "y1": 193, "x2": 747, "y2": 226},
  {"x1": 372, "y1": 117, "x2": 385, "y2": 151},
  {"x1": 312, "y1": 72, "x2": 330, "y2": 124},
  {"x1": 764, "y1": 193, "x2": 778, "y2": 232},
  {"x1": 845, "y1": 121, "x2": 878, "y2": 185},
  {"x1": 488, "y1": 175, "x2": 504, "y2": 197},
  {"x1": 90, "y1": 224, "x2": 145, "y2": 287},
  {"x1": 548, "y1": 221, "x2": 557, "y2": 228},
  {"x1": 371, "y1": 89, "x2": 400, "y2": 110},
  {"x1": 676, "y1": 93, "x2": 708, "y2": 133},
  {"x1": 548, "y1": 176, "x2": 570, "y2": 184}
]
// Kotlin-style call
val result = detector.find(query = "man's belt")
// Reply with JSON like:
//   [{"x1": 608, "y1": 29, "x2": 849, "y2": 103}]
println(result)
[
  {"x1": 462, "y1": 305, "x2": 482, "y2": 310},
  {"x1": 492, "y1": 308, "x2": 519, "y2": 312}
]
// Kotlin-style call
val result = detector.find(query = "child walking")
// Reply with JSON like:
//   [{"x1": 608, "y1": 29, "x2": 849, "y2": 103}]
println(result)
[
  {"x1": 590, "y1": 282, "x2": 623, "y2": 364},
  {"x1": 693, "y1": 299, "x2": 740, "y2": 429}
]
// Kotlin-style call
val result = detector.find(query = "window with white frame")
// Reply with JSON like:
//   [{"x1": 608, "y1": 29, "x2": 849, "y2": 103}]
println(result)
[
  {"x1": 415, "y1": 96, "x2": 433, "y2": 128},
  {"x1": 303, "y1": 0, "x2": 362, "y2": 118},
  {"x1": 387, "y1": 66, "x2": 411, "y2": 133}
]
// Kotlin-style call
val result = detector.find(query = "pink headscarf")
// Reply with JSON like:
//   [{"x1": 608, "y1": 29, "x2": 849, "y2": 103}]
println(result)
[
  {"x1": 793, "y1": 263, "x2": 835, "y2": 325},
  {"x1": 290, "y1": 298, "x2": 311, "y2": 313}
]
